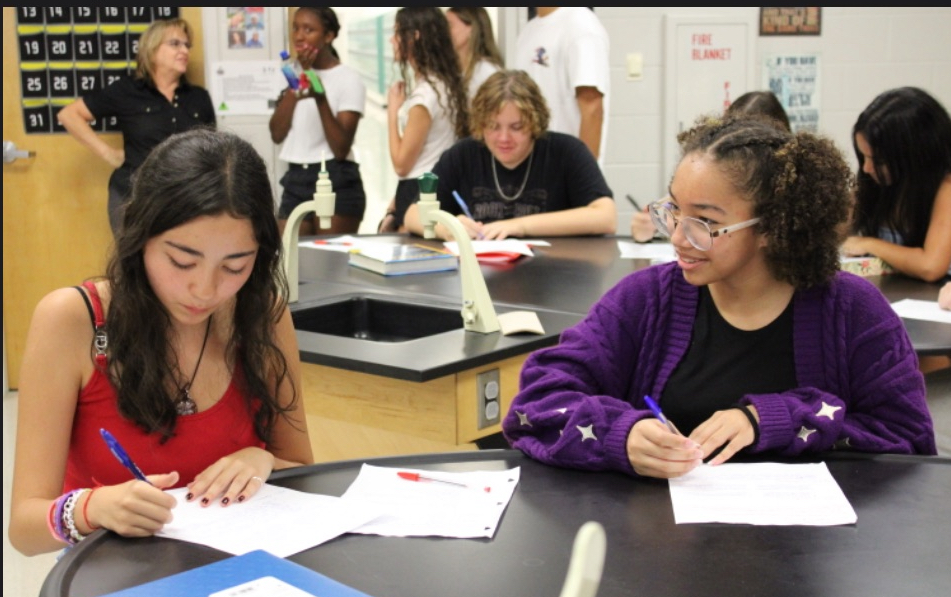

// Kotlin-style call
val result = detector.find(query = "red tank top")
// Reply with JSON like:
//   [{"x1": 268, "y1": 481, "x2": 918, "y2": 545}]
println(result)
[{"x1": 64, "y1": 282, "x2": 264, "y2": 491}]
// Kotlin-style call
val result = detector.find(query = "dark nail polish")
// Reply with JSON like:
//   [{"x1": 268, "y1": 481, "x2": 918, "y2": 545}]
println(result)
[
  {"x1": 185, "y1": 493, "x2": 194, "y2": 501},
  {"x1": 201, "y1": 497, "x2": 209, "y2": 506},
  {"x1": 237, "y1": 495, "x2": 245, "y2": 503},
  {"x1": 221, "y1": 497, "x2": 230, "y2": 506}
]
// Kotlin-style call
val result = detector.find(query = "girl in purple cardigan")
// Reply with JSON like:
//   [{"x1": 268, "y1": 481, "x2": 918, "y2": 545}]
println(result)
[{"x1": 503, "y1": 116, "x2": 936, "y2": 479}]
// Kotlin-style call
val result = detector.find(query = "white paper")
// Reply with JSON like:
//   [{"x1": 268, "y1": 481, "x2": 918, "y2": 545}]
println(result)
[
  {"x1": 341, "y1": 464, "x2": 520, "y2": 538},
  {"x1": 444, "y1": 239, "x2": 536, "y2": 257},
  {"x1": 498, "y1": 311, "x2": 545, "y2": 335},
  {"x1": 668, "y1": 462, "x2": 857, "y2": 526},
  {"x1": 890, "y1": 298, "x2": 951, "y2": 324},
  {"x1": 617, "y1": 240, "x2": 676, "y2": 262},
  {"x1": 157, "y1": 484, "x2": 382, "y2": 557},
  {"x1": 209, "y1": 60, "x2": 285, "y2": 115}
]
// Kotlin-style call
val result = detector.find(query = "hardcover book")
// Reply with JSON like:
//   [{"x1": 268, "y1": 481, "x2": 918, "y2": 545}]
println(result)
[{"x1": 349, "y1": 244, "x2": 458, "y2": 276}]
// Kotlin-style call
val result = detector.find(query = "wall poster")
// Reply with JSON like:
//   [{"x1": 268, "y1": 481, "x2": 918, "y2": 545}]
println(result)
[{"x1": 763, "y1": 53, "x2": 821, "y2": 132}]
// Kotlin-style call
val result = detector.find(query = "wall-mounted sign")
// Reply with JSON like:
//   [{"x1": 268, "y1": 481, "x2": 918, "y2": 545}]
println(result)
[
  {"x1": 15, "y1": 7, "x2": 180, "y2": 134},
  {"x1": 759, "y1": 7, "x2": 821, "y2": 36}
]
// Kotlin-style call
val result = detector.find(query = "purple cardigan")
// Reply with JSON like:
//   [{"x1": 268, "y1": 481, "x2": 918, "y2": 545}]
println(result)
[{"x1": 503, "y1": 262, "x2": 936, "y2": 474}]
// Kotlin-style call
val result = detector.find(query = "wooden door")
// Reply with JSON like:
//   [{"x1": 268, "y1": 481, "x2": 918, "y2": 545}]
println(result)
[{"x1": 2, "y1": 7, "x2": 205, "y2": 389}]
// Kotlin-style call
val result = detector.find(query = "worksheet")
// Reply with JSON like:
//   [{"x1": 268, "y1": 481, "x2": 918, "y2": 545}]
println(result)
[
  {"x1": 667, "y1": 462, "x2": 857, "y2": 526},
  {"x1": 157, "y1": 484, "x2": 382, "y2": 556},
  {"x1": 340, "y1": 464, "x2": 520, "y2": 538}
]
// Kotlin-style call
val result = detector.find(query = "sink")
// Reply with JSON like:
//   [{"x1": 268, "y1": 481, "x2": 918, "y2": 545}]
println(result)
[{"x1": 292, "y1": 296, "x2": 463, "y2": 342}]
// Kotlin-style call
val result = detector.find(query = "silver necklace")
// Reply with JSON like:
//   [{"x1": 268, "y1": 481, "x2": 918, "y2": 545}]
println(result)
[
  {"x1": 174, "y1": 315, "x2": 212, "y2": 416},
  {"x1": 491, "y1": 150, "x2": 534, "y2": 201}
]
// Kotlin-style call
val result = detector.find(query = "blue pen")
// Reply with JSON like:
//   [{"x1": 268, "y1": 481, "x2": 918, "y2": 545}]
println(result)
[
  {"x1": 451, "y1": 190, "x2": 484, "y2": 239},
  {"x1": 643, "y1": 395, "x2": 682, "y2": 436},
  {"x1": 100, "y1": 428, "x2": 152, "y2": 484},
  {"x1": 452, "y1": 190, "x2": 475, "y2": 220}
]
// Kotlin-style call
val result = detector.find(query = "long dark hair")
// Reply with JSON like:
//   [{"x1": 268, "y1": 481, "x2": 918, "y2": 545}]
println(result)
[
  {"x1": 447, "y1": 7, "x2": 504, "y2": 87},
  {"x1": 394, "y1": 7, "x2": 468, "y2": 139},
  {"x1": 851, "y1": 86, "x2": 951, "y2": 247},
  {"x1": 106, "y1": 128, "x2": 292, "y2": 442}
]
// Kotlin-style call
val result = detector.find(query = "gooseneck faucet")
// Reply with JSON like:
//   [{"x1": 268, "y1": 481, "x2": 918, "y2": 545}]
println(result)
[
  {"x1": 282, "y1": 161, "x2": 335, "y2": 303},
  {"x1": 417, "y1": 173, "x2": 500, "y2": 334}
]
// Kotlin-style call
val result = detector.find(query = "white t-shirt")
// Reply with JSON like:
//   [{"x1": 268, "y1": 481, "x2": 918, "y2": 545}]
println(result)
[
  {"x1": 516, "y1": 7, "x2": 610, "y2": 161},
  {"x1": 398, "y1": 78, "x2": 457, "y2": 180},
  {"x1": 279, "y1": 62, "x2": 366, "y2": 164},
  {"x1": 468, "y1": 58, "x2": 501, "y2": 104}
]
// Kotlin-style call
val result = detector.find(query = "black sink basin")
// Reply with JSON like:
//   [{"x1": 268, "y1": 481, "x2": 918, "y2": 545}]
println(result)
[{"x1": 292, "y1": 296, "x2": 463, "y2": 342}]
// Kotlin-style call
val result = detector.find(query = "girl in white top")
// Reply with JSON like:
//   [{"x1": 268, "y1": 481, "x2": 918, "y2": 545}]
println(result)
[
  {"x1": 270, "y1": 7, "x2": 367, "y2": 236},
  {"x1": 446, "y1": 7, "x2": 504, "y2": 104},
  {"x1": 380, "y1": 7, "x2": 469, "y2": 232}
]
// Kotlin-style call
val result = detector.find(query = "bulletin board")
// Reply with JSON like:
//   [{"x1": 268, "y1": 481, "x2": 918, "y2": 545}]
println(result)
[
  {"x1": 662, "y1": 14, "x2": 756, "y2": 184},
  {"x1": 14, "y1": 6, "x2": 179, "y2": 134}
]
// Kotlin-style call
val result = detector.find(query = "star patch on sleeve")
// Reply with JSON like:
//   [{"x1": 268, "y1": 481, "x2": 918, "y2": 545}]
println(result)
[
  {"x1": 797, "y1": 426, "x2": 817, "y2": 442},
  {"x1": 816, "y1": 402, "x2": 842, "y2": 420}
]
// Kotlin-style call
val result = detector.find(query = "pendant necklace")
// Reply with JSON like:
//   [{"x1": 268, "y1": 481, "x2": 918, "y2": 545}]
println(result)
[
  {"x1": 174, "y1": 315, "x2": 212, "y2": 416},
  {"x1": 492, "y1": 149, "x2": 534, "y2": 201}
]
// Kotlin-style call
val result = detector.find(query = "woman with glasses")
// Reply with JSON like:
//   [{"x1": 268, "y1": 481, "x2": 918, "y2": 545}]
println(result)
[
  {"x1": 842, "y1": 87, "x2": 951, "y2": 282},
  {"x1": 58, "y1": 18, "x2": 216, "y2": 236},
  {"x1": 503, "y1": 116, "x2": 935, "y2": 479}
]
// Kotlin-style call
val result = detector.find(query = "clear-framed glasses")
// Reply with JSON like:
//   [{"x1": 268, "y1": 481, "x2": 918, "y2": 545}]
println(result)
[
  {"x1": 164, "y1": 39, "x2": 192, "y2": 50},
  {"x1": 649, "y1": 198, "x2": 761, "y2": 251}
]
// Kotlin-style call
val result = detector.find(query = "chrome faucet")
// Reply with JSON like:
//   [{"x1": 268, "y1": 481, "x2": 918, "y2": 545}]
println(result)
[
  {"x1": 417, "y1": 173, "x2": 500, "y2": 334},
  {"x1": 282, "y1": 161, "x2": 335, "y2": 303}
]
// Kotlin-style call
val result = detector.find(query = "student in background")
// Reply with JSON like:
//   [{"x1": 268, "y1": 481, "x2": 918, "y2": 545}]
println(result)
[
  {"x1": 516, "y1": 7, "x2": 610, "y2": 162},
  {"x1": 377, "y1": 7, "x2": 468, "y2": 233},
  {"x1": 504, "y1": 116, "x2": 935, "y2": 479},
  {"x1": 630, "y1": 91, "x2": 791, "y2": 242},
  {"x1": 57, "y1": 18, "x2": 215, "y2": 236},
  {"x1": 270, "y1": 7, "x2": 367, "y2": 236},
  {"x1": 842, "y1": 87, "x2": 951, "y2": 282},
  {"x1": 403, "y1": 70, "x2": 615, "y2": 240},
  {"x1": 727, "y1": 90, "x2": 791, "y2": 132},
  {"x1": 9, "y1": 130, "x2": 313, "y2": 556},
  {"x1": 446, "y1": 7, "x2": 504, "y2": 104}
]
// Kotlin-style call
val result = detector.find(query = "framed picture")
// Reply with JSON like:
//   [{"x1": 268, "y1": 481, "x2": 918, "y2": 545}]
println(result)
[{"x1": 759, "y1": 7, "x2": 821, "y2": 36}]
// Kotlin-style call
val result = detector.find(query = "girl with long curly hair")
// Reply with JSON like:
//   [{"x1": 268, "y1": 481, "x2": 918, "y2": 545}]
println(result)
[
  {"x1": 379, "y1": 7, "x2": 468, "y2": 232},
  {"x1": 10, "y1": 129, "x2": 313, "y2": 556},
  {"x1": 504, "y1": 116, "x2": 935, "y2": 479}
]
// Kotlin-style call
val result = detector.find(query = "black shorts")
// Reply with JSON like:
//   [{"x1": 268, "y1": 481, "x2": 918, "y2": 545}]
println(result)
[{"x1": 278, "y1": 159, "x2": 366, "y2": 219}]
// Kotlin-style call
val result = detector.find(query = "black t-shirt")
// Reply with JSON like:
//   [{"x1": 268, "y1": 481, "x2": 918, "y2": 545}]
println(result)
[
  {"x1": 661, "y1": 286, "x2": 797, "y2": 435},
  {"x1": 426, "y1": 132, "x2": 613, "y2": 224},
  {"x1": 83, "y1": 75, "x2": 216, "y2": 195}
]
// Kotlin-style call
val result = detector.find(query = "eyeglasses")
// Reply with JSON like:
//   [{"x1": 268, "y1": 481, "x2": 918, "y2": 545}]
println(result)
[
  {"x1": 649, "y1": 198, "x2": 761, "y2": 251},
  {"x1": 164, "y1": 39, "x2": 192, "y2": 50}
]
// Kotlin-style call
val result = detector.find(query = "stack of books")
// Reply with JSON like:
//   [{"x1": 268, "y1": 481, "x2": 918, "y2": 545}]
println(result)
[{"x1": 348, "y1": 244, "x2": 458, "y2": 276}]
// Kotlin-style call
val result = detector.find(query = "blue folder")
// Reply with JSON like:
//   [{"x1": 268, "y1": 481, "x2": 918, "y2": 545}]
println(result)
[{"x1": 101, "y1": 549, "x2": 371, "y2": 596}]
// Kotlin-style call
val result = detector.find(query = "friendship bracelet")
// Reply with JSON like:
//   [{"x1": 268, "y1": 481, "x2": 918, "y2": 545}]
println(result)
[
  {"x1": 734, "y1": 404, "x2": 760, "y2": 447},
  {"x1": 52, "y1": 491, "x2": 71, "y2": 544},
  {"x1": 46, "y1": 500, "x2": 61, "y2": 543},
  {"x1": 81, "y1": 487, "x2": 101, "y2": 532}
]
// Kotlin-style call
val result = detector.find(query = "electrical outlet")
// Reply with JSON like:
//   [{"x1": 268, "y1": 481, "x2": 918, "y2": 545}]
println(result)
[{"x1": 476, "y1": 368, "x2": 501, "y2": 429}]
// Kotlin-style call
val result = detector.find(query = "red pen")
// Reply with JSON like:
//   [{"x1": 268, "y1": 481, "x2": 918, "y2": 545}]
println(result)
[{"x1": 397, "y1": 471, "x2": 491, "y2": 492}]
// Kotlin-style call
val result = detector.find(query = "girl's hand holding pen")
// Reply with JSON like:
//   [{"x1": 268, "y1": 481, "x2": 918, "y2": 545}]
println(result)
[
  {"x1": 626, "y1": 419, "x2": 704, "y2": 478},
  {"x1": 83, "y1": 473, "x2": 179, "y2": 538}
]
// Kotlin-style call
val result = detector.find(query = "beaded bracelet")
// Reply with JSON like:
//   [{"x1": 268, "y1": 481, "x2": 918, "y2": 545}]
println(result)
[
  {"x1": 51, "y1": 491, "x2": 72, "y2": 543},
  {"x1": 62, "y1": 489, "x2": 86, "y2": 544}
]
